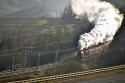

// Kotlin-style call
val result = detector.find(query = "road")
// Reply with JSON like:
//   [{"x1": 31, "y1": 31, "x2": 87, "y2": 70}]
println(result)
[{"x1": 57, "y1": 71, "x2": 125, "y2": 83}]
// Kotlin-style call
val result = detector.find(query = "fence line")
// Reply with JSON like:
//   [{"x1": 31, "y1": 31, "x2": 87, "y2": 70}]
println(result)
[
  {"x1": 0, "y1": 63, "x2": 61, "y2": 79},
  {"x1": 9, "y1": 64, "x2": 125, "y2": 83}
]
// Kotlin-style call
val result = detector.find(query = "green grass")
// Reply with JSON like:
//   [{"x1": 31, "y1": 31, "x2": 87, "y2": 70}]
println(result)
[{"x1": 33, "y1": 19, "x2": 48, "y2": 25}]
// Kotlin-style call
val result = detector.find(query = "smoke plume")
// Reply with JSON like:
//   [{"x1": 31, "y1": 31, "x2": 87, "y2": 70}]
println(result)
[{"x1": 70, "y1": 0, "x2": 123, "y2": 53}]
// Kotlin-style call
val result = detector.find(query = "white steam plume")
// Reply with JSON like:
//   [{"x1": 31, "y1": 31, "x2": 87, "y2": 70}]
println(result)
[{"x1": 71, "y1": 0, "x2": 123, "y2": 53}]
